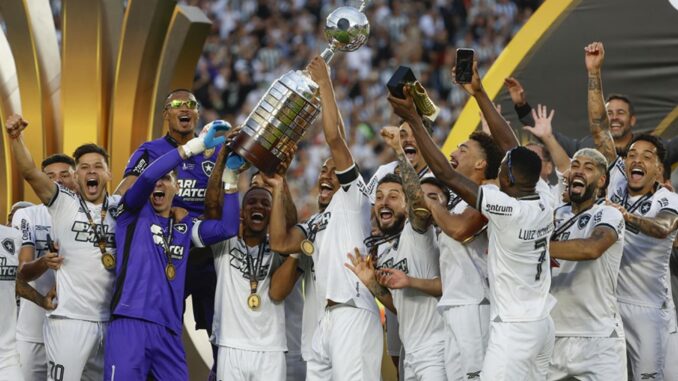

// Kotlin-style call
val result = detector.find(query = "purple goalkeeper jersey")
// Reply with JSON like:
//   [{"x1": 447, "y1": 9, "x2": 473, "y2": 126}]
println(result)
[
  {"x1": 112, "y1": 148, "x2": 239, "y2": 334},
  {"x1": 124, "y1": 134, "x2": 221, "y2": 219}
]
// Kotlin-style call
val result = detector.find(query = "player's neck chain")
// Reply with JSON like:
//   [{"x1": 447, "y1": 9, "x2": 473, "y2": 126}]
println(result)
[
  {"x1": 244, "y1": 239, "x2": 267, "y2": 310},
  {"x1": 77, "y1": 194, "x2": 114, "y2": 271},
  {"x1": 157, "y1": 212, "x2": 176, "y2": 281}
]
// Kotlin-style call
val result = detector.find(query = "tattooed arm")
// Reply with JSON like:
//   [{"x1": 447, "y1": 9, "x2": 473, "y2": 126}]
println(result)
[
  {"x1": 585, "y1": 42, "x2": 617, "y2": 164},
  {"x1": 625, "y1": 210, "x2": 678, "y2": 239},
  {"x1": 345, "y1": 248, "x2": 396, "y2": 313},
  {"x1": 16, "y1": 275, "x2": 55, "y2": 310},
  {"x1": 550, "y1": 226, "x2": 618, "y2": 260},
  {"x1": 380, "y1": 127, "x2": 431, "y2": 232}
]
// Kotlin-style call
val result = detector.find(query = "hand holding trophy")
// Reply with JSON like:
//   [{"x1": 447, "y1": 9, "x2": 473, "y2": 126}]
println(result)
[{"x1": 227, "y1": 1, "x2": 371, "y2": 175}]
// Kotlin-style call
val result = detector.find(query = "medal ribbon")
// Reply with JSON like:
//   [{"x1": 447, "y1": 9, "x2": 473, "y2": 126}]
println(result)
[
  {"x1": 158, "y1": 214, "x2": 176, "y2": 268},
  {"x1": 245, "y1": 240, "x2": 266, "y2": 295},
  {"x1": 550, "y1": 198, "x2": 604, "y2": 241},
  {"x1": 77, "y1": 195, "x2": 110, "y2": 255}
]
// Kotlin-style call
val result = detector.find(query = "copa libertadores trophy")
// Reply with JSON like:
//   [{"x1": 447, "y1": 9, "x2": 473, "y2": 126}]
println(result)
[{"x1": 228, "y1": 1, "x2": 370, "y2": 175}]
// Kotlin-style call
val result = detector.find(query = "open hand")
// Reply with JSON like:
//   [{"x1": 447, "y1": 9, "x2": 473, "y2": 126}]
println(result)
[
  {"x1": 344, "y1": 247, "x2": 376, "y2": 287},
  {"x1": 504, "y1": 77, "x2": 526, "y2": 106},
  {"x1": 376, "y1": 268, "x2": 411, "y2": 289},
  {"x1": 523, "y1": 104, "x2": 555, "y2": 139}
]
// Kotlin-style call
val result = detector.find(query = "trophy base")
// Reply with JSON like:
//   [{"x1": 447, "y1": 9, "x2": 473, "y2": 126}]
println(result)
[{"x1": 230, "y1": 133, "x2": 283, "y2": 176}]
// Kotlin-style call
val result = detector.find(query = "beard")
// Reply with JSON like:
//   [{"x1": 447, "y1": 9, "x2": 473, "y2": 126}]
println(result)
[
  {"x1": 569, "y1": 182, "x2": 597, "y2": 203},
  {"x1": 377, "y1": 212, "x2": 406, "y2": 236}
]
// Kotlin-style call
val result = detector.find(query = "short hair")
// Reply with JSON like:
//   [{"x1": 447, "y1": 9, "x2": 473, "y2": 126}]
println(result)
[
  {"x1": 507, "y1": 146, "x2": 541, "y2": 186},
  {"x1": 242, "y1": 186, "x2": 272, "y2": 205},
  {"x1": 420, "y1": 176, "x2": 450, "y2": 204},
  {"x1": 165, "y1": 88, "x2": 195, "y2": 101},
  {"x1": 72, "y1": 144, "x2": 109, "y2": 165},
  {"x1": 627, "y1": 133, "x2": 666, "y2": 163},
  {"x1": 41, "y1": 153, "x2": 75, "y2": 171},
  {"x1": 469, "y1": 131, "x2": 503, "y2": 180},
  {"x1": 606, "y1": 94, "x2": 635, "y2": 116},
  {"x1": 526, "y1": 142, "x2": 553, "y2": 164},
  {"x1": 377, "y1": 173, "x2": 403, "y2": 189},
  {"x1": 572, "y1": 148, "x2": 608, "y2": 175}
]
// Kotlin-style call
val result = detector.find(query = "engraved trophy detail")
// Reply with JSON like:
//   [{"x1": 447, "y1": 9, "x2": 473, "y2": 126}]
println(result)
[{"x1": 227, "y1": 1, "x2": 370, "y2": 175}]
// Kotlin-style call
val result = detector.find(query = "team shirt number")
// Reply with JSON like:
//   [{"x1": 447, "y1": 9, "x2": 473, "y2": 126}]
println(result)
[{"x1": 534, "y1": 238, "x2": 547, "y2": 281}]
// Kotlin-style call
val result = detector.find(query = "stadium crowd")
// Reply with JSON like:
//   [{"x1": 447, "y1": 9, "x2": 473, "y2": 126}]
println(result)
[{"x1": 2, "y1": 1, "x2": 678, "y2": 381}]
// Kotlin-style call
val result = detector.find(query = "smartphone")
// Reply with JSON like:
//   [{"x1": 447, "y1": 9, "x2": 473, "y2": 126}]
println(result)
[
  {"x1": 455, "y1": 48, "x2": 475, "y2": 84},
  {"x1": 46, "y1": 234, "x2": 57, "y2": 253}
]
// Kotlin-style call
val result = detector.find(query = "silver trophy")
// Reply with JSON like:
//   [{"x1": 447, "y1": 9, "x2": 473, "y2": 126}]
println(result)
[{"x1": 228, "y1": 1, "x2": 370, "y2": 175}]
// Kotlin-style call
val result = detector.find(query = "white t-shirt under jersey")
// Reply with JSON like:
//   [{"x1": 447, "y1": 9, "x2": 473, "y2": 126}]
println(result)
[
  {"x1": 311, "y1": 164, "x2": 378, "y2": 315},
  {"x1": 12, "y1": 205, "x2": 55, "y2": 343},
  {"x1": 438, "y1": 199, "x2": 489, "y2": 308},
  {"x1": 476, "y1": 182, "x2": 556, "y2": 322},
  {"x1": 0, "y1": 225, "x2": 22, "y2": 369},
  {"x1": 47, "y1": 185, "x2": 119, "y2": 321},
  {"x1": 210, "y1": 236, "x2": 286, "y2": 351},
  {"x1": 376, "y1": 222, "x2": 445, "y2": 352},
  {"x1": 550, "y1": 202, "x2": 625, "y2": 337}
]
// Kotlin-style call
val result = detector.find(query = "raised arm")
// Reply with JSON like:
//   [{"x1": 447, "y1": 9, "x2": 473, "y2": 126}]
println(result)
[
  {"x1": 455, "y1": 61, "x2": 518, "y2": 152},
  {"x1": 269, "y1": 255, "x2": 302, "y2": 302},
  {"x1": 388, "y1": 93, "x2": 480, "y2": 208},
  {"x1": 307, "y1": 56, "x2": 353, "y2": 172},
  {"x1": 265, "y1": 174, "x2": 306, "y2": 255},
  {"x1": 585, "y1": 42, "x2": 616, "y2": 164},
  {"x1": 5, "y1": 115, "x2": 57, "y2": 204},
  {"x1": 504, "y1": 77, "x2": 535, "y2": 127},
  {"x1": 427, "y1": 198, "x2": 487, "y2": 242},
  {"x1": 523, "y1": 104, "x2": 571, "y2": 173},
  {"x1": 123, "y1": 148, "x2": 185, "y2": 211},
  {"x1": 550, "y1": 225, "x2": 618, "y2": 261},
  {"x1": 380, "y1": 126, "x2": 431, "y2": 232}
]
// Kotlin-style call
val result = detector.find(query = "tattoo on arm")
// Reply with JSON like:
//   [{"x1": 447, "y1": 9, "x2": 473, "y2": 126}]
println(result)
[
  {"x1": 396, "y1": 151, "x2": 429, "y2": 231},
  {"x1": 16, "y1": 277, "x2": 46, "y2": 308},
  {"x1": 587, "y1": 74, "x2": 616, "y2": 162},
  {"x1": 627, "y1": 211, "x2": 678, "y2": 239}
]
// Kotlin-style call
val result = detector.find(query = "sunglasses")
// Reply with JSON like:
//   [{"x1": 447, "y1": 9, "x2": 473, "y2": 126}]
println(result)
[{"x1": 165, "y1": 99, "x2": 199, "y2": 109}]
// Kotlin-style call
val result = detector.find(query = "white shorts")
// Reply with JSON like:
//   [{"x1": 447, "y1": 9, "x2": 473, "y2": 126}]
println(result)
[
  {"x1": 663, "y1": 314, "x2": 678, "y2": 381},
  {"x1": 306, "y1": 305, "x2": 383, "y2": 381},
  {"x1": 402, "y1": 339, "x2": 447, "y2": 381},
  {"x1": 386, "y1": 309, "x2": 402, "y2": 357},
  {"x1": 548, "y1": 336, "x2": 627, "y2": 381},
  {"x1": 285, "y1": 352, "x2": 307, "y2": 381},
  {"x1": 43, "y1": 317, "x2": 106, "y2": 381},
  {"x1": 442, "y1": 304, "x2": 490, "y2": 381},
  {"x1": 0, "y1": 363, "x2": 24, "y2": 381},
  {"x1": 216, "y1": 346, "x2": 285, "y2": 380},
  {"x1": 619, "y1": 301, "x2": 671, "y2": 381},
  {"x1": 481, "y1": 317, "x2": 554, "y2": 381},
  {"x1": 17, "y1": 340, "x2": 47, "y2": 381}
]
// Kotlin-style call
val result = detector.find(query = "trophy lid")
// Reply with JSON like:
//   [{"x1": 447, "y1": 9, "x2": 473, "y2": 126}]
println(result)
[{"x1": 324, "y1": 6, "x2": 369, "y2": 52}]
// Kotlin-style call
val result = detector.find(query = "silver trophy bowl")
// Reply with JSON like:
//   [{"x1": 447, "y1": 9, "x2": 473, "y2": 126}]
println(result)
[{"x1": 229, "y1": 1, "x2": 371, "y2": 175}]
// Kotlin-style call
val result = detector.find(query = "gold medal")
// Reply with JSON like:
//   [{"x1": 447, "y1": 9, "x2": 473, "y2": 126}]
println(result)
[
  {"x1": 247, "y1": 293, "x2": 261, "y2": 310},
  {"x1": 101, "y1": 252, "x2": 116, "y2": 270},
  {"x1": 300, "y1": 239, "x2": 315, "y2": 256},
  {"x1": 165, "y1": 263, "x2": 176, "y2": 281}
]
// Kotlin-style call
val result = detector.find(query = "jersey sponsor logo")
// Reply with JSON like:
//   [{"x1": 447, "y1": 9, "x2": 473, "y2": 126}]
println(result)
[
  {"x1": 0, "y1": 257, "x2": 17, "y2": 280},
  {"x1": 658, "y1": 197, "x2": 669, "y2": 208},
  {"x1": 150, "y1": 224, "x2": 185, "y2": 259},
  {"x1": 201, "y1": 161, "x2": 215, "y2": 177},
  {"x1": 640, "y1": 201, "x2": 651, "y2": 215},
  {"x1": 577, "y1": 214, "x2": 591, "y2": 229},
  {"x1": 485, "y1": 203, "x2": 513, "y2": 216},
  {"x1": 131, "y1": 157, "x2": 148, "y2": 176},
  {"x1": 377, "y1": 257, "x2": 409, "y2": 273},
  {"x1": 174, "y1": 223, "x2": 188, "y2": 234},
  {"x1": 176, "y1": 179, "x2": 206, "y2": 201},
  {"x1": 19, "y1": 218, "x2": 31, "y2": 241},
  {"x1": 111, "y1": 204, "x2": 125, "y2": 218},
  {"x1": 71, "y1": 222, "x2": 115, "y2": 247},
  {"x1": 181, "y1": 162, "x2": 195, "y2": 171},
  {"x1": 229, "y1": 245, "x2": 272, "y2": 281},
  {"x1": 2, "y1": 239, "x2": 15, "y2": 255},
  {"x1": 592, "y1": 211, "x2": 602, "y2": 225}
]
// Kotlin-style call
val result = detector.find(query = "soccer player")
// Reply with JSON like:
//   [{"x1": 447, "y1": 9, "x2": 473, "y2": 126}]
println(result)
[
  {"x1": 548, "y1": 148, "x2": 627, "y2": 380},
  {"x1": 11, "y1": 154, "x2": 78, "y2": 381},
  {"x1": 585, "y1": 41, "x2": 678, "y2": 381},
  {"x1": 6, "y1": 114, "x2": 120, "y2": 381},
  {"x1": 389, "y1": 58, "x2": 556, "y2": 380},
  {"x1": 103, "y1": 127, "x2": 239, "y2": 380},
  {"x1": 346, "y1": 124, "x2": 447, "y2": 379},
  {"x1": 1, "y1": 223, "x2": 56, "y2": 381},
  {"x1": 198, "y1": 154, "x2": 298, "y2": 380},
  {"x1": 114, "y1": 89, "x2": 222, "y2": 350},
  {"x1": 269, "y1": 56, "x2": 382, "y2": 380}
]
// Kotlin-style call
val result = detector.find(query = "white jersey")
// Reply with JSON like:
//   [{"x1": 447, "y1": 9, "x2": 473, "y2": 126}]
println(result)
[
  {"x1": 11, "y1": 205, "x2": 55, "y2": 343},
  {"x1": 0, "y1": 225, "x2": 22, "y2": 368},
  {"x1": 438, "y1": 199, "x2": 489, "y2": 307},
  {"x1": 366, "y1": 161, "x2": 432, "y2": 203},
  {"x1": 549, "y1": 170, "x2": 566, "y2": 208},
  {"x1": 550, "y1": 202, "x2": 626, "y2": 336},
  {"x1": 476, "y1": 182, "x2": 556, "y2": 322},
  {"x1": 304, "y1": 165, "x2": 378, "y2": 315},
  {"x1": 47, "y1": 185, "x2": 119, "y2": 321},
  {"x1": 285, "y1": 276, "x2": 304, "y2": 357},
  {"x1": 211, "y1": 236, "x2": 286, "y2": 351},
  {"x1": 298, "y1": 254, "x2": 318, "y2": 361},
  {"x1": 376, "y1": 222, "x2": 445, "y2": 352}
]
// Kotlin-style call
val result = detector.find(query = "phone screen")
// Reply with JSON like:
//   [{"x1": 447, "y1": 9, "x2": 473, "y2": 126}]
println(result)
[{"x1": 455, "y1": 49, "x2": 474, "y2": 84}]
